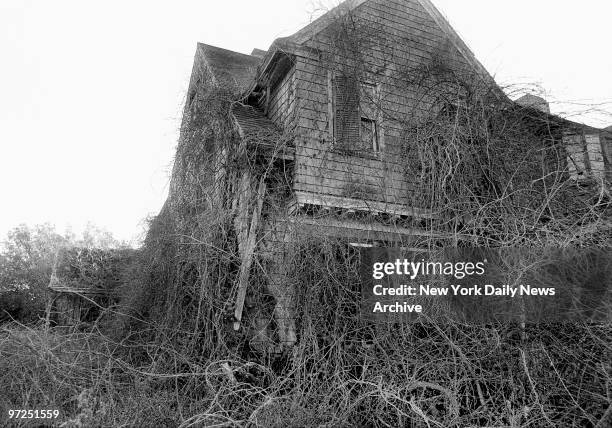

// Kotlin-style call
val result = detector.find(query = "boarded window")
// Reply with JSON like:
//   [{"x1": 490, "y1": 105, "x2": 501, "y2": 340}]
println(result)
[
  {"x1": 330, "y1": 74, "x2": 381, "y2": 153},
  {"x1": 332, "y1": 75, "x2": 360, "y2": 148}
]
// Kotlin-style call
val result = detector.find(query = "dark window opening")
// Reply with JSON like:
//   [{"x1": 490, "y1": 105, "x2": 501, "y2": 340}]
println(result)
[{"x1": 360, "y1": 117, "x2": 379, "y2": 152}]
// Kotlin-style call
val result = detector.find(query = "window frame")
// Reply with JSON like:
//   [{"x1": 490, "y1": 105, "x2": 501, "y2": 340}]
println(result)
[
  {"x1": 360, "y1": 117, "x2": 379, "y2": 152},
  {"x1": 359, "y1": 81, "x2": 380, "y2": 153},
  {"x1": 328, "y1": 71, "x2": 384, "y2": 155}
]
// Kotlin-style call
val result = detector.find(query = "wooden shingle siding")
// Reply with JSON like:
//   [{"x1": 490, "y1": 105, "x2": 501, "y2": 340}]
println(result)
[
  {"x1": 291, "y1": 0, "x2": 475, "y2": 211},
  {"x1": 585, "y1": 134, "x2": 606, "y2": 178},
  {"x1": 268, "y1": 66, "x2": 296, "y2": 130}
]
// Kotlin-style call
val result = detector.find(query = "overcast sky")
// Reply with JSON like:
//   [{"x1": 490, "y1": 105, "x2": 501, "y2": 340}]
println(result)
[{"x1": 1, "y1": 0, "x2": 611, "y2": 245}]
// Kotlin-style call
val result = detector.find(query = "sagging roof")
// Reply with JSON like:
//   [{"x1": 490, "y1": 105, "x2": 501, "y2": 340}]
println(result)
[
  {"x1": 231, "y1": 104, "x2": 280, "y2": 138},
  {"x1": 198, "y1": 43, "x2": 262, "y2": 90},
  {"x1": 48, "y1": 272, "x2": 110, "y2": 296},
  {"x1": 231, "y1": 104, "x2": 295, "y2": 158},
  {"x1": 510, "y1": 101, "x2": 607, "y2": 136}
]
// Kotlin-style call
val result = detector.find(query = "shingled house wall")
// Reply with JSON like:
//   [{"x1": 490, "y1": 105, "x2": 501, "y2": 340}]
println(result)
[
  {"x1": 267, "y1": 66, "x2": 296, "y2": 131},
  {"x1": 280, "y1": 0, "x2": 482, "y2": 216}
]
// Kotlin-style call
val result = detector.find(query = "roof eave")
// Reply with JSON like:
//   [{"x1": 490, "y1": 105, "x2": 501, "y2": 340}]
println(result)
[{"x1": 248, "y1": 38, "x2": 299, "y2": 94}]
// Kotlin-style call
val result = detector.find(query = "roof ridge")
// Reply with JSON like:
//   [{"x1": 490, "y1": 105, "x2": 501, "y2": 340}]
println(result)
[{"x1": 198, "y1": 42, "x2": 260, "y2": 60}]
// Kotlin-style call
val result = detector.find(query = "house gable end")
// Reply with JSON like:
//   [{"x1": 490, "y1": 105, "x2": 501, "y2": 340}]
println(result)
[{"x1": 284, "y1": 0, "x2": 494, "y2": 84}]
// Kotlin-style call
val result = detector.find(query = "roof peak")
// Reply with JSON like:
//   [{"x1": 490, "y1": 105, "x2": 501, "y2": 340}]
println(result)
[
  {"x1": 281, "y1": 0, "x2": 492, "y2": 83},
  {"x1": 197, "y1": 42, "x2": 259, "y2": 60}
]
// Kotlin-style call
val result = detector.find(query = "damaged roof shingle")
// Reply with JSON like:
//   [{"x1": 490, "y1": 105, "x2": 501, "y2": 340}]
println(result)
[
  {"x1": 231, "y1": 104, "x2": 294, "y2": 158},
  {"x1": 231, "y1": 104, "x2": 281, "y2": 138}
]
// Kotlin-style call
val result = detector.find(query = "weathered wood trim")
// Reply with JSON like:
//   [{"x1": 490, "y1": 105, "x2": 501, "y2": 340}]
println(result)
[
  {"x1": 376, "y1": 82, "x2": 385, "y2": 152},
  {"x1": 416, "y1": 0, "x2": 494, "y2": 83},
  {"x1": 327, "y1": 69, "x2": 335, "y2": 142},
  {"x1": 295, "y1": 191, "x2": 437, "y2": 219},
  {"x1": 233, "y1": 176, "x2": 267, "y2": 330},
  {"x1": 270, "y1": 216, "x2": 447, "y2": 243}
]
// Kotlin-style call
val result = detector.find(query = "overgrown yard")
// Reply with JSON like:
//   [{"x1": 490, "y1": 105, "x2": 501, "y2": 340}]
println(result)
[{"x1": 1, "y1": 317, "x2": 610, "y2": 427}]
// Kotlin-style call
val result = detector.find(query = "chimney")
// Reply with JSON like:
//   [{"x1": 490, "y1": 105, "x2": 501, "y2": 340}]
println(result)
[
  {"x1": 250, "y1": 48, "x2": 267, "y2": 59},
  {"x1": 515, "y1": 94, "x2": 550, "y2": 114}
]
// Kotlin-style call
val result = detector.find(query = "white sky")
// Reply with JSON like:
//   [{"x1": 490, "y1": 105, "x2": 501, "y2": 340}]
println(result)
[{"x1": 1, "y1": 0, "x2": 611, "y2": 245}]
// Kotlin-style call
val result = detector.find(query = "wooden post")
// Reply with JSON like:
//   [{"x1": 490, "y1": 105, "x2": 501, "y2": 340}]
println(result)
[
  {"x1": 233, "y1": 174, "x2": 267, "y2": 330},
  {"x1": 45, "y1": 250, "x2": 60, "y2": 330},
  {"x1": 44, "y1": 294, "x2": 53, "y2": 331}
]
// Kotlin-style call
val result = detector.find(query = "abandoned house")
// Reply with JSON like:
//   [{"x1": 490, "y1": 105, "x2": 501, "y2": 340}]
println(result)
[{"x1": 162, "y1": 0, "x2": 612, "y2": 349}]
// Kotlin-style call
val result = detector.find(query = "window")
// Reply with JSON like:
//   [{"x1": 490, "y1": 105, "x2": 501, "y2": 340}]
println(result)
[
  {"x1": 360, "y1": 117, "x2": 378, "y2": 151},
  {"x1": 359, "y1": 82, "x2": 379, "y2": 152},
  {"x1": 328, "y1": 72, "x2": 382, "y2": 153},
  {"x1": 332, "y1": 74, "x2": 360, "y2": 147}
]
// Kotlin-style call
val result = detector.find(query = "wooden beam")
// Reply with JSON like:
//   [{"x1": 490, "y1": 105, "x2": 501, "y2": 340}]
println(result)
[
  {"x1": 233, "y1": 175, "x2": 267, "y2": 330},
  {"x1": 264, "y1": 86, "x2": 270, "y2": 115},
  {"x1": 292, "y1": 216, "x2": 445, "y2": 238},
  {"x1": 327, "y1": 69, "x2": 334, "y2": 142},
  {"x1": 294, "y1": 191, "x2": 438, "y2": 219}
]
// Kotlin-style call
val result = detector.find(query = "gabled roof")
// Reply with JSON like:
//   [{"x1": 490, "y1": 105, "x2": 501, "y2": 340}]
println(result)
[
  {"x1": 284, "y1": 0, "x2": 493, "y2": 82},
  {"x1": 197, "y1": 1, "x2": 496, "y2": 95},
  {"x1": 198, "y1": 43, "x2": 261, "y2": 90}
]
